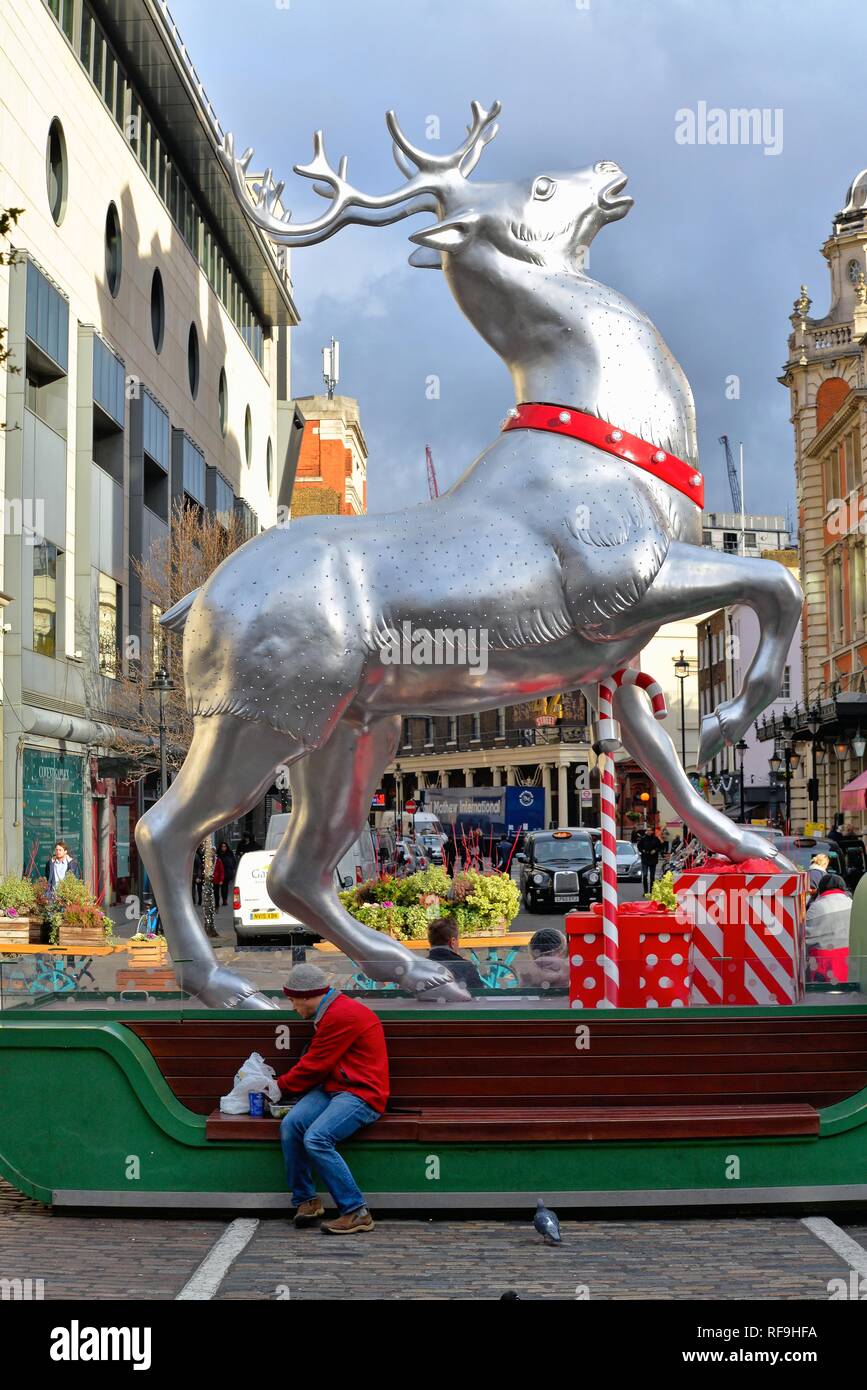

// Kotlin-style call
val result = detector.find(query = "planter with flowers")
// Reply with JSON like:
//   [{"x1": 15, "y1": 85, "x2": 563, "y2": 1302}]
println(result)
[
  {"x1": 126, "y1": 932, "x2": 168, "y2": 966},
  {"x1": 46, "y1": 876, "x2": 114, "y2": 949},
  {"x1": 339, "y1": 865, "x2": 520, "y2": 942},
  {"x1": 0, "y1": 874, "x2": 47, "y2": 944}
]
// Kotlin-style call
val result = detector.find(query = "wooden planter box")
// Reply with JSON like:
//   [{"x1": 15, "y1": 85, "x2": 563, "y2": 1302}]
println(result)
[
  {"x1": 127, "y1": 940, "x2": 168, "y2": 967},
  {"x1": 0, "y1": 916, "x2": 45, "y2": 945},
  {"x1": 57, "y1": 925, "x2": 109, "y2": 949},
  {"x1": 117, "y1": 966, "x2": 176, "y2": 992}
]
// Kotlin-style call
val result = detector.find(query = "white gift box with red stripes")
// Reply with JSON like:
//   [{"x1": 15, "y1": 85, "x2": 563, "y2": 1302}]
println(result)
[{"x1": 674, "y1": 867, "x2": 808, "y2": 1006}]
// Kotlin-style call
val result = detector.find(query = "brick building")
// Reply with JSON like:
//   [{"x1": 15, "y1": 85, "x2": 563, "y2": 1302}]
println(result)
[{"x1": 289, "y1": 394, "x2": 367, "y2": 517}]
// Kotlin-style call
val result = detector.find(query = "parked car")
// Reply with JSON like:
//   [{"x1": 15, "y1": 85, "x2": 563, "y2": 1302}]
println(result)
[
  {"x1": 516, "y1": 829, "x2": 602, "y2": 912},
  {"x1": 615, "y1": 838, "x2": 642, "y2": 881},
  {"x1": 417, "y1": 832, "x2": 445, "y2": 865},
  {"x1": 833, "y1": 835, "x2": 867, "y2": 893},
  {"x1": 394, "y1": 839, "x2": 430, "y2": 876},
  {"x1": 233, "y1": 814, "x2": 378, "y2": 943},
  {"x1": 773, "y1": 836, "x2": 844, "y2": 879}
]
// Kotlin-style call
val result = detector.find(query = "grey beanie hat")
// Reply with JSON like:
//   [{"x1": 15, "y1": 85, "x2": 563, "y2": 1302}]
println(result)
[{"x1": 282, "y1": 963, "x2": 330, "y2": 998}]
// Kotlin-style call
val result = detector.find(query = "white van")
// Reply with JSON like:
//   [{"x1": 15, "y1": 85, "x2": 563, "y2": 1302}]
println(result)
[{"x1": 233, "y1": 814, "x2": 378, "y2": 942}]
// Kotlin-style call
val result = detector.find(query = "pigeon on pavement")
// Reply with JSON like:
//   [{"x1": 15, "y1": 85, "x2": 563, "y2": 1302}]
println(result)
[{"x1": 533, "y1": 1197, "x2": 561, "y2": 1245}]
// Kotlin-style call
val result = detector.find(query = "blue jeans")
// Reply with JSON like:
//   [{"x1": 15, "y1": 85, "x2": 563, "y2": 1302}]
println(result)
[{"x1": 279, "y1": 1087, "x2": 381, "y2": 1214}]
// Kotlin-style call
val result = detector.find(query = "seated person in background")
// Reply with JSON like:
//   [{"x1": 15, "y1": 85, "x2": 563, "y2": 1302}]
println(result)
[
  {"x1": 808, "y1": 852, "x2": 830, "y2": 898},
  {"x1": 805, "y1": 872, "x2": 851, "y2": 984},
  {"x1": 519, "y1": 927, "x2": 570, "y2": 991},
  {"x1": 427, "y1": 917, "x2": 484, "y2": 990}
]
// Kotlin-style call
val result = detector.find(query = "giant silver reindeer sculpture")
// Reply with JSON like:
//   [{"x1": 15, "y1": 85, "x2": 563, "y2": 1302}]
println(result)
[{"x1": 135, "y1": 102, "x2": 802, "y2": 1007}]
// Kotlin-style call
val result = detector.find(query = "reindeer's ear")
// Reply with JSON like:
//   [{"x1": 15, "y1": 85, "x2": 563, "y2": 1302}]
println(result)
[{"x1": 409, "y1": 214, "x2": 479, "y2": 255}]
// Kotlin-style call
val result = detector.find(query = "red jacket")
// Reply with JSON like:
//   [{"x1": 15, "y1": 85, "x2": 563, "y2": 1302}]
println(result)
[{"x1": 276, "y1": 992, "x2": 389, "y2": 1114}]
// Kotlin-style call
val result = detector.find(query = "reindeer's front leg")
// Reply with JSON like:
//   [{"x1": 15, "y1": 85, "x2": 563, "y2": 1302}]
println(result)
[
  {"x1": 634, "y1": 543, "x2": 802, "y2": 766},
  {"x1": 266, "y1": 714, "x2": 470, "y2": 1002},
  {"x1": 609, "y1": 683, "x2": 795, "y2": 866}
]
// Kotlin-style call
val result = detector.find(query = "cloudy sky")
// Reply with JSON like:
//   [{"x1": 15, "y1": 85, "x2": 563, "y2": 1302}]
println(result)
[{"x1": 171, "y1": 0, "x2": 867, "y2": 520}]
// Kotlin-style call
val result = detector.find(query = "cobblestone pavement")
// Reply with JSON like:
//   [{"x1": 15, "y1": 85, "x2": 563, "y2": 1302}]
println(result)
[{"x1": 1, "y1": 1180, "x2": 862, "y2": 1300}]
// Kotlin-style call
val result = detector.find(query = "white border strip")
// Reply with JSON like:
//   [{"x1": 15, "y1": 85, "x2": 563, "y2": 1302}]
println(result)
[
  {"x1": 175, "y1": 1218, "x2": 259, "y2": 1300},
  {"x1": 802, "y1": 1216, "x2": 867, "y2": 1277}
]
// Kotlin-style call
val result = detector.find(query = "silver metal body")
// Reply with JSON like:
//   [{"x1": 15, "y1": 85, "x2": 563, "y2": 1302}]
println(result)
[{"x1": 135, "y1": 103, "x2": 802, "y2": 1007}]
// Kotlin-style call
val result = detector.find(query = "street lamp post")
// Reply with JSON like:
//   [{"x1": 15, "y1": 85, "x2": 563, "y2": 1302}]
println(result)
[
  {"x1": 807, "y1": 706, "x2": 821, "y2": 825},
  {"x1": 673, "y1": 649, "x2": 690, "y2": 770},
  {"x1": 785, "y1": 748, "x2": 800, "y2": 835},
  {"x1": 736, "y1": 738, "x2": 748, "y2": 822},
  {"x1": 148, "y1": 667, "x2": 175, "y2": 799}
]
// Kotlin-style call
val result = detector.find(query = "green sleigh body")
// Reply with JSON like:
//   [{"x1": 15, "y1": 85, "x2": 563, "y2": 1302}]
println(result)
[{"x1": 2, "y1": 1006, "x2": 867, "y2": 1210}]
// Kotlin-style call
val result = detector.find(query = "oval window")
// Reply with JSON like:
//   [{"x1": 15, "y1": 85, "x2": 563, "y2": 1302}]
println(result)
[
  {"x1": 105, "y1": 203, "x2": 122, "y2": 297},
  {"x1": 218, "y1": 368, "x2": 228, "y2": 436},
  {"x1": 187, "y1": 322, "x2": 199, "y2": 398},
  {"x1": 46, "y1": 118, "x2": 68, "y2": 225},
  {"x1": 150, "y1": 269, "x2": 165, "y2": 353},
  {"x1": 266, "y1": 437, "x2": 273, "y2": 493},
  {"x1": 244, "y1": 405, "x2": 252, "y2": 465}
]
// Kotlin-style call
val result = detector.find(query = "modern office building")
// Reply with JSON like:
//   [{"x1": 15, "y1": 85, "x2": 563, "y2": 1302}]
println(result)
[
  {"x1": 701, "y1": 511, "x2": 790, "y2": 557},
  {"x1": 0, "y1": 0, "x2": 298, "y2": 894}
]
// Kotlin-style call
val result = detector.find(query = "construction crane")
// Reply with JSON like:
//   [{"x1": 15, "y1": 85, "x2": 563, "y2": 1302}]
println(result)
[
  {"x1": 425, "y1": 445, "x2": 440, "y2": 500},
  {"x1": 719, "y1": 434, "x2": 742, "y2": 513}
]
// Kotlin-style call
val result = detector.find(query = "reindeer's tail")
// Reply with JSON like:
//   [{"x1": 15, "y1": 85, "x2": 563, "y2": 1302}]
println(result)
[{"x1": 160, "y1": 588, "x2": 199, "y2": 633}]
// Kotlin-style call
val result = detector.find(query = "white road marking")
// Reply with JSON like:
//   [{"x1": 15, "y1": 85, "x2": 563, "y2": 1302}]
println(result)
[
  {"x1": 175, "y1": 1218, "x2": 260, "y2": 1300},
  {"x1": 802, "y1": 1216, "x2": 867, "y2": 1277}
]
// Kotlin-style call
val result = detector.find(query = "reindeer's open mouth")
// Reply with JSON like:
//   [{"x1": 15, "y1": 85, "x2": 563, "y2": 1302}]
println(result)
[
  {"x1": 510, "y1": 217, "x2": 576, "y2": 244},
  {"x1": 599, "y1": 173, "x2": 632, "y2": 211}
]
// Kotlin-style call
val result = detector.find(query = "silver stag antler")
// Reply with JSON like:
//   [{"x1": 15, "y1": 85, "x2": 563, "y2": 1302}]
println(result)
[{"x1": 217, "y1": 100, "x2": 501, "y2": 247}]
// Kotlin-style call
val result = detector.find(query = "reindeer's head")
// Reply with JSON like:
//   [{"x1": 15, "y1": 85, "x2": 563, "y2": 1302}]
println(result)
[{"x1": 219, "y1": 100, "x2": 631, "y2": 286}]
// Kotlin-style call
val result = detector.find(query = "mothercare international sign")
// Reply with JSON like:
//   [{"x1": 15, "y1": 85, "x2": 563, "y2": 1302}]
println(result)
[{"x1": 426, "y1": 786, "x2": 545, "y2": 834}]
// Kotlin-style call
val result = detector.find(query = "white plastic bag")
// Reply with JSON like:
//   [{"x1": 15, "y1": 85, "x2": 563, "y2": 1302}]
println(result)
[{"x1": 219, "y1": 1051, "x2": 281, "y2": 1114}]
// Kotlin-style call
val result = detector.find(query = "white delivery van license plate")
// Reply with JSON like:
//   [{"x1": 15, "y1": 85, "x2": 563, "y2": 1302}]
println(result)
[{"x1": 251, "y1": 910, "x2": 281, "y2": 921}]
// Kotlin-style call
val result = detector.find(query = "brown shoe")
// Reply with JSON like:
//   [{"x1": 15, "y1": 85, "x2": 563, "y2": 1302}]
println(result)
[
  {"x1": 321, "y1": 1206, "x2": 375, "y2": 1235},
  {"x1": 293, "y1": 1198, "x2": 325, "y2": 1228}
]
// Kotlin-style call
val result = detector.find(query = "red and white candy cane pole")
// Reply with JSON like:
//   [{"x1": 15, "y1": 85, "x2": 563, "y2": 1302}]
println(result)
[{"x1": 593, "y1": 669, "x2": 668, "y2": 1007}]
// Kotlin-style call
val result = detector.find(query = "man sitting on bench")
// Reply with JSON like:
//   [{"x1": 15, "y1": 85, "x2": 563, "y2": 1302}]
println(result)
[{"x1": 277, "y1": 964, "x2": 389, "y2": 1235}]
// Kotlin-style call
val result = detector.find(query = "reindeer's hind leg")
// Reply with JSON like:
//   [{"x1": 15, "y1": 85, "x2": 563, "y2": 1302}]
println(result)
[
  {"x1": 636, "y1": 542, "x2": 802, "y2": 766},
  {"x1": 607, "y1": 683, "x2": 793, "y2": 867},
  {"x1": 267, "y1": 714, "x2": 470, "y2": 1001},
  {"x1": 135, "y1": 713, "x2": 292, "y2": 1008}
]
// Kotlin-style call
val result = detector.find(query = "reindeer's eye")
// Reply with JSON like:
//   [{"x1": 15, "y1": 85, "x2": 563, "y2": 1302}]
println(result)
[{"x1": 533, "y1": 177, "x2": 556, "y2": 201}]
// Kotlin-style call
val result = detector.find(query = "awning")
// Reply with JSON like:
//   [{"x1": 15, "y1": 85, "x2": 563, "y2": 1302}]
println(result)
[{"x1": 840, "y1": 769, "x2": 867, "y2": 811}]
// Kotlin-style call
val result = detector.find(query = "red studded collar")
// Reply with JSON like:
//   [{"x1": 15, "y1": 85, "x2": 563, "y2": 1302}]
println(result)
[{"x1": 502, "y1": 403, "x2": 704, "y2": 507}]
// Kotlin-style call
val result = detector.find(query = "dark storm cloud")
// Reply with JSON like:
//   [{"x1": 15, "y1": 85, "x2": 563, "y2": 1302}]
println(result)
[{"x1": 170, "y1": 0, "x2": 867, "y2": 518}]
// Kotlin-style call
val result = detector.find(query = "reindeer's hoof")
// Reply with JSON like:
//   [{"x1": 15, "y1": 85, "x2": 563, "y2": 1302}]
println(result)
[
  {"x1": 697, "y1": 711, "x2": 726, "y2": 767},
  {"x1": 193, "y1": 966, "x2": 278, "y2": 1010},
  {"x1": 402, "y1": 957, "x2": 471, "y2": 1004}
]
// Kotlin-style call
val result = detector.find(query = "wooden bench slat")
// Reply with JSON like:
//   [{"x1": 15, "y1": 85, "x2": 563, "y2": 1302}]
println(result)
[{"x1": 205, "y1": 1102, "x2": 819, "y2": 1144}]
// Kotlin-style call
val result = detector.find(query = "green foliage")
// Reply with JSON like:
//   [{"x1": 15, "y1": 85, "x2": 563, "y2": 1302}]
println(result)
[
  {"x1": 391, "y1": 865, "x2": 451, "y2": 905},
  {"x1": 339, "y1": 867, "x2": 520, "y2": 937},
  {"x1": 0, "y1": 207, "x2": 24, "y2": 379},
  {"x1": 0, "y1": 873, "x2": 40, "y2": 916},
  {"x1": 464, "y1": 870, "x2": 521, "y2": 929},
  {"x1": 45, "y1": 875, "x2": 113, "y2": 943},
  {"x1": 647, "y1": 871, "x2": 677, "y2": 911}
]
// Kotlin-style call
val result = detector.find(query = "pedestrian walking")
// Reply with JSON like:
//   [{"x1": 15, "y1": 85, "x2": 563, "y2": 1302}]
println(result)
[
  {"x1": 192, "y1": 845, "x2": 204, "y2": 906},
  {"x1": 637, "y1": 829, "x2": 665, "y2": 893},
  {"x1": 442, "y1": 834, "x2": 457, "y2": 877},
  {"x1": 217, "y1": 841, "x2": 237, "y2": 908},
  {"x1": 44, "y1": 841, "x2": 80, "y2": 896},
  {"x1": 278, "y1": 964, "x2": 388, "y2": 1234}
]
